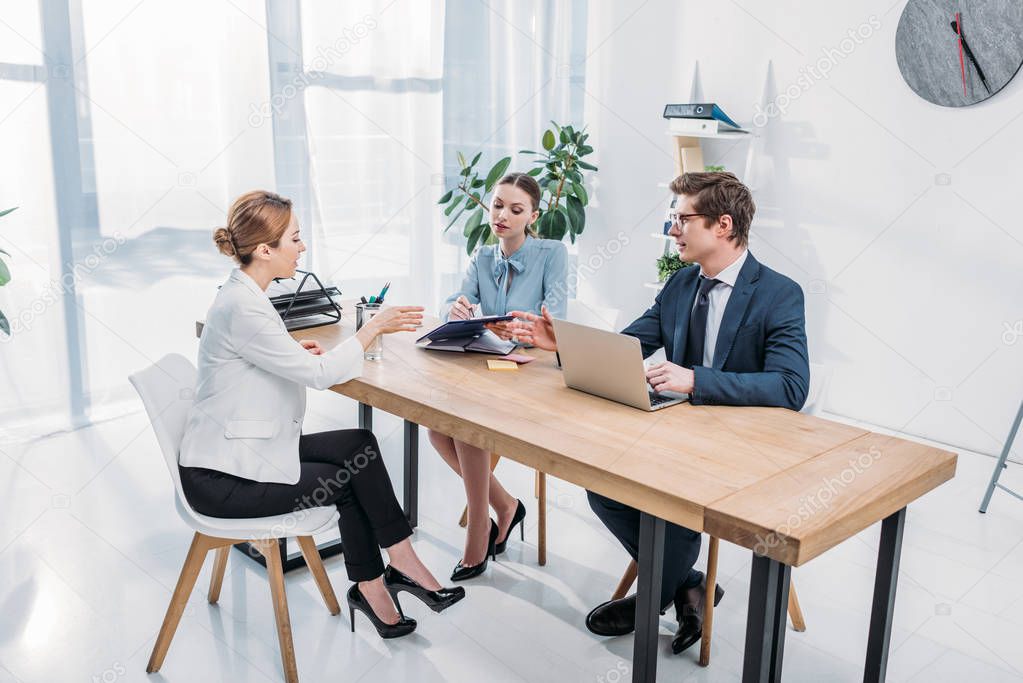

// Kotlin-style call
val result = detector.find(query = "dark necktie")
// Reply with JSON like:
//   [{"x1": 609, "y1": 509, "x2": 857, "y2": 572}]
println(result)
[{"x1": 683, "y1": 276, "x2": 721, "y2": 370}]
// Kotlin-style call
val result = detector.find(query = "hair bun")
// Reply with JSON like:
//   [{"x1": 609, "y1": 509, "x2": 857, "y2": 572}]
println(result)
[{"x1": 213, "y1": 227, "x2": 236, "y2": 257}]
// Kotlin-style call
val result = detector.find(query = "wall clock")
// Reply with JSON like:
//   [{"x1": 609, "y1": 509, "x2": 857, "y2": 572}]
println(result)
[{"x1": 895, "y1": 0, "x2": 1023, "y2": 106}]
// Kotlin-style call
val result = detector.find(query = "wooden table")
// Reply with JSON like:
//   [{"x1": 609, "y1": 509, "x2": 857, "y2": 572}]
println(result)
[{"x1": 202, "y1": 310, "x2": 957, "y2": 682}]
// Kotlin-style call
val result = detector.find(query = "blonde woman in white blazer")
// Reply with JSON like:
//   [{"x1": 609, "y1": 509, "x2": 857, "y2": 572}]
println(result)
[{"x1": 179, "y1": 191, "x2": 464, "y2": 639}]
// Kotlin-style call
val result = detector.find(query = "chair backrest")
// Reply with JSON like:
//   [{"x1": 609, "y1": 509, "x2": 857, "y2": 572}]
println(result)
[
  {"x1": 128, "y1": 354, "x2": 197, "y2": 499},
  {"x1": 567, "y1": 298, "x2": 620, "y2": 332},
  {"x1": 802, "y1": 362, "x2": 832, "y2": 416}
]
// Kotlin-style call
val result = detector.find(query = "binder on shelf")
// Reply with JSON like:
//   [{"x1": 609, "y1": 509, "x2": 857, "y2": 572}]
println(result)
[
  {"x1": 663, "y1": 102, "x2": 747, "y2": 132},
  {"x1": 268, "y1": 270, "x2": 344, "y2": 331}
]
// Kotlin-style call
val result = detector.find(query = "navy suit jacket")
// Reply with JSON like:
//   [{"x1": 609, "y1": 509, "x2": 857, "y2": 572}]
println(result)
[{"x1": 621, "y1": 252, "x2": 809, "y2": 410}]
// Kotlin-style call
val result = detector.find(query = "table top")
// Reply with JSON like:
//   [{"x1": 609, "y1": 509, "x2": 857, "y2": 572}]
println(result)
[{"x1": 198, "y1": 307, "x2": 957, "y2": 565}]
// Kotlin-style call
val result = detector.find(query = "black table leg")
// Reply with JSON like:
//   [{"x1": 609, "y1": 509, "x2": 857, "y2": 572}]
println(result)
[
  {"x1": 632, "y1": 512, "x2": 665, "y2": 683},
  {"x1": 233, "y1": 537, "x2": 344, "y2": 573},
  {"x1": 358, "y1": 402, "x2": 372, "y2": 431},
  {"x1": 403, "y1": 420, "x2": 419, "y2": 528},
  {"x1": 864, "y1": 507, "x2": 907, "y2": 683},
  {"x1": 743, "y1": 554, "x2": 791, "y2": 683}
]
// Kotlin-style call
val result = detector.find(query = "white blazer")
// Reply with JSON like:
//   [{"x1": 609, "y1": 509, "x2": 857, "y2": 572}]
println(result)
[{"x1": 179, "y1": 269, "x2": 363, "y2": 483}]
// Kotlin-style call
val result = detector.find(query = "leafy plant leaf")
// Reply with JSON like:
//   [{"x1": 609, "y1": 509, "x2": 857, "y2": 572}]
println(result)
[
  {"x1": 526, "y1": 167, "x2": 543, "y2": 177},
  {"x1": 470, "y1": 178, "x2": 485, "y2": 188},
  {"x1": 444, "y1": 194, "x2": 464, "y2": 216},
  {"x1": 484, "y1": 156, "x2": 512, "y2": 192},
  {"x1": 542, "y1": 129, "x2": 556, "y2": 151},
  {"x1": 463, "y1": 208, "x2": 484, "y2": 238},
  {"x1": 470, "y1": 151, "x2": 482, "y2": 166},
  {"x1": 571, "y1": 182, "x2": 588, "y2": 205},
  {"x1": 0, "y1": 309, "x2": 8, "y2": 336},
  {"x1": 0, "y1": 207, "x2": 17, "y2": 219},
  {"x1": 0, "y1": 258, "x2": 9, "y2": 286},
  {"x1": 437, "y1": 189, "x2": 453, "y2": 204},
  {"x1": 457, "y1": 151, "x2": 466, "y2": 168},
  {"x1": 566, "y1": 195, "x2": 585, "y2": 234},
  {"x1": 576, "y1": 160, "x2": 598, "y2": 171},
  {"x1": 466, "y1": 221, "x2": 488, "y2": 255},
  {"x1": 444, "y1": 203, "x2": 467, "y2": 232},
  {"x1": 548, "y1": 208, "x2": 568, "y2": 241}
]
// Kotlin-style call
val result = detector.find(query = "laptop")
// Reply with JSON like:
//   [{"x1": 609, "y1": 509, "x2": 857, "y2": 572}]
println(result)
[{"x1": 551, "y1": 318, "x2": 688, "y2": 411}]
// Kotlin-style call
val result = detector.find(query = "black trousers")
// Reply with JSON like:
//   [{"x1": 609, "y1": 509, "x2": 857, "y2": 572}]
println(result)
[
  {"x1": 587, "y1": 490, "x2": 703, "y2": 610},
  {"x1": 180, "y1": 429, "x2": 412, "y2": 582}
]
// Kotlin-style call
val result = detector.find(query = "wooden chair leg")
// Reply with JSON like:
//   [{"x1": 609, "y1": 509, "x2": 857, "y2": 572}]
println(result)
[
  {"x1": 698, "y1": 536, "x2": 720, "y2": 667},
  {"x1": 254, "y1": 539, "x2": 299, "y2": 683},
  {"x1": 787, "y1": 579, "x2": 806, "y2": 632},
  {"x1": 537, "y1": 471, "x2": 547, "y2": 566},
  {"x1": 458, "y1": 452, "x2": 502, "y2": 528},
  {"x1": 296, "y1": 536, "x2": 340, "y2": 616},
  {"x1": 612, "y1": 559, "x2": 638, "y2": 601},
  {"x1": 208, "y1": 545, "x2": 230, "y2": 604},
  {"x1": 534, "y1": 468, "x2": 541, "y2": 499},
  {"x1": 148, "y1": 532, "x2": 231, "y2": 673}
]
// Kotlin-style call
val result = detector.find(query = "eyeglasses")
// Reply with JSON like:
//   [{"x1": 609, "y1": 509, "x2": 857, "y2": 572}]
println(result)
[{"x1": 669, "y1": 212, "x2": 714, "y2": 227}]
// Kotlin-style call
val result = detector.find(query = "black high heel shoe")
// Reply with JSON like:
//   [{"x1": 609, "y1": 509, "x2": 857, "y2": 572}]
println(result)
[
  {"x1": 347, "y1": 584, "x2": 416, "y2": 639},
  {"x1": 450, "y1": 519, "x2": 498, "y2": 582},
  {"x1": 495, "y1": 499, "x2": 526, "y2": 555},
  {"x1": 384, "y1": 565, "x2": 466, "y2": 613}
]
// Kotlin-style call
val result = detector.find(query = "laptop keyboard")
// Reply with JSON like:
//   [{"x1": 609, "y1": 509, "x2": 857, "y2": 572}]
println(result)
[{"x1": 648, "y1": 392, "x2": 676, "y2": 407}]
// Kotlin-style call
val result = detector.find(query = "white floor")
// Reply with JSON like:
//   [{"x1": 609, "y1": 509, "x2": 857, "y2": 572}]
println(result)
[{"x1": 2, "y1": 392, "x2": 1022, "y2": 683}]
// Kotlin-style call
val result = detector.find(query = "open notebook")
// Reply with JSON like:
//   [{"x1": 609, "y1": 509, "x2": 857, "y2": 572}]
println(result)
[{"x1": 416, "y1": 316, "x2": 517, "y2": 355}]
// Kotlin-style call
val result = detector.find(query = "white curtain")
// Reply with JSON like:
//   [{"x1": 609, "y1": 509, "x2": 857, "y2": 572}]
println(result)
[
  {"x1": 0, "y1": 0, "x2": 587, "y2": 436},
  {"x1": 300, "y1": 1, "x2": 447, "y2": 312},
  {"x1": 1, "y1": 0, "x2": 274, "y2": 436}
]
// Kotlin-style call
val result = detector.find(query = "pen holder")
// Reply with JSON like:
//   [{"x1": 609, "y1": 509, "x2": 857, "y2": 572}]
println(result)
[{"x1": 355, "y1": 302, "x2": 383, "y2": 361}]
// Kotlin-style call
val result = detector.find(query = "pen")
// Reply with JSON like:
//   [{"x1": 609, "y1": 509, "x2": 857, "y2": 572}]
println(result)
[
  {"x1": 360, "y1": 296, "x2": 368, "y2": 304},
  {"x1": 369, "y1": 296, "x2": 377, "y2": 304},
  {"x1": 377, "y1": 281, "x2": 391, "y2": 303}
]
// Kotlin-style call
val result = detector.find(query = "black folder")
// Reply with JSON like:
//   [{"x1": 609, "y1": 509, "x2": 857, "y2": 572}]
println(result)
[{"x1": 416, "y1": 316, "x2": 516, "y2": 355}]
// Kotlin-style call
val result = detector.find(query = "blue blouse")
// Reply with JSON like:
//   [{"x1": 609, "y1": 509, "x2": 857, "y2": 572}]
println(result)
[{"x1": 444, "y1": 236, "x2": 568, "y2": 320}]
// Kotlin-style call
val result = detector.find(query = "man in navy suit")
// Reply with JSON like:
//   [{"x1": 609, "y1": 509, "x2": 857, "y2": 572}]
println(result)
[{"x1": 503, "y1": 171, "x2": 810, "y2": 654}]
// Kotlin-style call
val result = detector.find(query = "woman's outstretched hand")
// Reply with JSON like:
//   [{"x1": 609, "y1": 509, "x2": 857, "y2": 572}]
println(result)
[{"x1": 357, "y1": 305, "x2": 424, "y2": 350}]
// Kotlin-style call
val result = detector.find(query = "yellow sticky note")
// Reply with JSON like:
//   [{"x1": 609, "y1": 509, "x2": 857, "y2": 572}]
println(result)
[{"x1": 487, "y1": 360, "x2": 518, "y2": 371}]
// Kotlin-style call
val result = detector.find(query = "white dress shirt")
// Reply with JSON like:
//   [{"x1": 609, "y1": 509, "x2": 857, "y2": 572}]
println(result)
[
  {"x1": 693, "y1": 249, "x2": 748, "y2": 367},
  {"x1": 179, "y1": 269, "x2": 364, "y2": 484}
]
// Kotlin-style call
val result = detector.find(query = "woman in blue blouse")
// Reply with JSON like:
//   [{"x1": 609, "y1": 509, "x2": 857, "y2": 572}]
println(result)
[{"x1": 430, "y1": 172, "x2": 567, "y2": 581}]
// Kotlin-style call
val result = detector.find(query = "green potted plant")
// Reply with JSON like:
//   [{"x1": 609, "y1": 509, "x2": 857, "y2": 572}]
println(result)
[
  {"x1": 0, "y1": 206, "x2": 15, "y2": 336},
  {"x1": 438, "y1": 122, "x2": 597, "y2": 254}
]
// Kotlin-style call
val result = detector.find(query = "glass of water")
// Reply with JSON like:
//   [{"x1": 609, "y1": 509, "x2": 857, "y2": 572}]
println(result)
[{"x1": 355, "y1": 302, "x2": 383, "y2": 361}]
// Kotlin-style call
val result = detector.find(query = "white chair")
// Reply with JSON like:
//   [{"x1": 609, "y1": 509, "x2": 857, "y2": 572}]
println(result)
[{"x1": 130, "y1": 354, "x2": 341, "y2": 683}]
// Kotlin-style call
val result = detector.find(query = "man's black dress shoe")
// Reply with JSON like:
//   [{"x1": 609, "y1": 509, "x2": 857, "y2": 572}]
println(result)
[
  {"x1": 671, "y1": 576, "x2": 724, "y2": 654},
  {"x1": 586, "y1": 594, "x2": 638, "y2": 636},
  {"x1": 585, "y1": 594, "x2": 670, "y2": 637}
]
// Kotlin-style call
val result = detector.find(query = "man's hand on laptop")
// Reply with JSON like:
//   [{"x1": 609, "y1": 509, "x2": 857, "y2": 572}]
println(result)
[
  {"x1": 646, "y1": 361, "x2": 695, "y2": 394},
  {"x1": 492, "y1": 306, "x2": 558, "y2": 351}
]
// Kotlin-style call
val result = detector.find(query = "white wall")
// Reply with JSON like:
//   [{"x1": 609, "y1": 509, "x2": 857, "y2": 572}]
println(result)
[{"x1": 578, "y1": 0, "x2": 1023, "y2": 459}]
